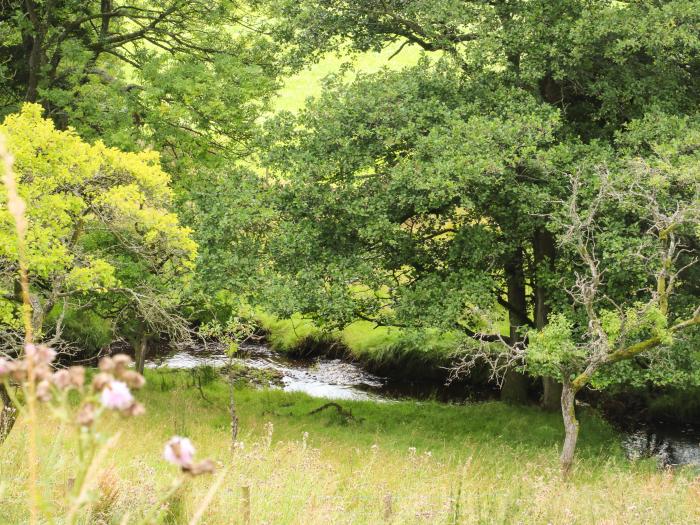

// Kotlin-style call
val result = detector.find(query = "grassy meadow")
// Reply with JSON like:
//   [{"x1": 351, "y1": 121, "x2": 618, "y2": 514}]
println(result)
[
  {"x1": 273, "y1": 44, "x2": 424, "y2": 113},
  {"x1": 1, "y1": 370, "x2": 699, "y2": 524}
]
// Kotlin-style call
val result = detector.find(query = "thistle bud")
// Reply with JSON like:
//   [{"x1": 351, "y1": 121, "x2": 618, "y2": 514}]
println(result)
[
  {"x1": 76, "y1": 403, "x2": 96, "y2": 427},
  {"x1": 68, "y1": 366, "x2": 85, "y2": 388},
  {"x1": 123, "y1": 401, "x2": 145, "y2": 417},
  {"x1": 51, "y1": 369, "x2": 72, "y2": 390},
  {"x1": 120, "y1": 370, "x2": 146, "y2": 389},
  {"x1": 112, "y1": 354, "x2": 132, "y2": 371},
  {"x1": 98, "y1": 356, "x2": 115, "y2": 373},
  {"x1": 36, "y1": 380, "x2": 52, "y2": 402},
  {"x1": 34, "y1": 363, "x2": 53, "y2": 382},
  {"x1": 187, "y1": 459, "x2": 216, "y2": 476},
  {"x1": 92, "y1": 372, "x2": 113, "y2": 392},
  {"x1": 25, "y1": 344, "x2": 56, "y2": 365}
]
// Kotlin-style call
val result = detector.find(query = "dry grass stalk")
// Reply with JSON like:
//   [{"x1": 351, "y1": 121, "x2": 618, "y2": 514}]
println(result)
[{"x1": 0, "y1": 133, "x2": 40, "y2": 524}]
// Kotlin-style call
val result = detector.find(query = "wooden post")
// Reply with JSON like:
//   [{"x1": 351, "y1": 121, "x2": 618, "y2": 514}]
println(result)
[
  {"x1": 383, "y1": 492, "x2": 393, "y2": 521},
  {"x1": 241, "y1": 485, "x2": 251, "y2": 525}
]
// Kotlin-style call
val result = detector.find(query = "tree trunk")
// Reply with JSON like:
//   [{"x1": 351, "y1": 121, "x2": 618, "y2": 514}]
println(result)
[
  {"x1": 534, "y1": 228, "x2": 562, "y2": 411},
  {"x1": 24, "y1": 1, "x2": 44, "y2": 103},
  {"x1": 501, "y1": 369, "x2": 530, "y2": 404},
  {"x1": 560, "y1": 381, "x2": 579, "y2": 475},
  {"x1": 135, "y1": 335, "x2": 148, "y2": 375},
  {"x1": 0, "y1": 384, "x2": 18, "y2": 444},
  {"x1": 501, "y1": 248, "x2": 530, "y2": 404},
  {"x1": 543, "y1": 376, "x2": 563, "y2": 411}
]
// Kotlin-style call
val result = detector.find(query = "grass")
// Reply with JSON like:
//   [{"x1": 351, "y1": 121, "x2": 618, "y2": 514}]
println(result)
[
  {"x1": 273, "y1": 44, "x2": 424, "y2": 113},
  {"x1": 255, "y1": 312, "x2": 461, "y2": 379},
  {"x1": 2, "y1": 370, "x2": 700, "y2": 524}
]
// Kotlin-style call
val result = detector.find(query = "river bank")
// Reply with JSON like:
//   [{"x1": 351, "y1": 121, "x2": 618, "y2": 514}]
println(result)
[{"x1": 147, "y1": 343, "x2": 700, "y2": 468}]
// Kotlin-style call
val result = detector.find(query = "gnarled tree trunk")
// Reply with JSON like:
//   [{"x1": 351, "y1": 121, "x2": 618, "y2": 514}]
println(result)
[{"x1": 560, "y1": 381, "x2": 579, "y2": 475}]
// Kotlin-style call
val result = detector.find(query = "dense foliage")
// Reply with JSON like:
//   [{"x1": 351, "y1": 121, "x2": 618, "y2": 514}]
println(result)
[
  {"x1": 0, "y1": 0, "x2": 278, "y2": 168},
  {"x1": 0, "y1": 104, "x2": 196, "y2": 357},
  {"x1": 258, "y1": 0, "x2": 700, "y2": 408}
]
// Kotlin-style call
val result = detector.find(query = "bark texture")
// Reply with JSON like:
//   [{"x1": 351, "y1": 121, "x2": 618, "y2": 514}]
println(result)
[
  {"x1": 560, "y1": 381, "x2": 579, "y2": 475},
  {"x1": 135, "y1": 336, "x2": 148, "y2": 375}
]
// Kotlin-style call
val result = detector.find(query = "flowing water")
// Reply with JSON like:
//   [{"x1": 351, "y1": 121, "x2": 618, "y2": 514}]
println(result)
[
  {"x1": 621, "y1": 424, "x2": 700, "y2": 467},
  {"x1": 147, "y1": 343, "x2": 700, "y2": 467},
  {"x1": 149, "y1": 343, "x2": 386, "y2": 400}
]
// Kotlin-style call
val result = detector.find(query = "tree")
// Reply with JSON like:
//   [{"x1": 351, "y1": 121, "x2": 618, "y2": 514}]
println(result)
[
  {"x1": 260, "y1": 65, "x2": 563, "y2": 400},
  {"x1": 0, "y1": 104, "x2": 197, "y2": 370},
  {"x1": 0, "y1": 0, "x2": 279, "y2": 169},
  {"x1": 527, "y1": 114, "x2": 699, "y2": 473},
  {"x1": 258, "y1": 0, "x2": 700, "y2": 406}
]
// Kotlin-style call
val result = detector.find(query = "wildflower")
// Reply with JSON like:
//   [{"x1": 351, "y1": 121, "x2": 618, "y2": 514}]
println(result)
[
  {"x1": 76, "y1": 403, "x2": 96, "y2": 427},
  {"x1": 123, "y1": 401, "x2": 145, "y2": 417},
  {"x1": 51, "y1": 369, "x2": 72, "y2": 390},
  {"x1": 100, "y1": 381, "x2": 133, "y2": 410},
  {"x1": 34, "y1": 363, "x2": 53, "y2": 382},
  {"x1": 98, "y1": 356, "x2": 115, "y2": 373},
  {"x1": 112, "y1": 354, "x2": 132, "y2": 373},
  {"x1": 25, "y1": 344, "x2": 56, "y2": 365},
  {"x1": 164, "y1": 436, "x2": 195, "y2": 469},
  {"x1": 120, "y1": 370, "x2": 145, "y2": 389},
  {"x1": 188, "y1": 459, "x2": 216, "y2": 475},
  {"x1": 92, "y1": 372, "x2": 113, "y2": 392},
  {"x1": 36, "y1": 380, "x2": 52, "y2": 402},
  {"x1": 68, "y1": 366, "x2": 85, "y2": 388},
  {"x1": 164, "y1": 436, "x2": 215, "y2": 476}
]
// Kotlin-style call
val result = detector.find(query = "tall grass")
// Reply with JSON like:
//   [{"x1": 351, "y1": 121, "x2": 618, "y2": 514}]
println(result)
[{"x1": 2, "y1": 370, "x2": 699, "y2": 524}]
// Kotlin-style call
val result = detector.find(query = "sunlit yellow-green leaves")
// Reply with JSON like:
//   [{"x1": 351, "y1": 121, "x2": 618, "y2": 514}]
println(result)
[{"x1": 0, "y1": 104, "x2": 196, "y2": 332}]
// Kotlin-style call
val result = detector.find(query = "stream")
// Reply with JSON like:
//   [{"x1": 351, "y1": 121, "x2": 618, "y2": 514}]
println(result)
[{"x1": 147, "y1": 343, "x2": 700, "y2": 468}]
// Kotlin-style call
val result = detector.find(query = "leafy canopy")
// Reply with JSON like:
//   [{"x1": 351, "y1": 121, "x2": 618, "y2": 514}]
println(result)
[{"x1": 0, "y1": 104, "x2": 196, "y2": 344}]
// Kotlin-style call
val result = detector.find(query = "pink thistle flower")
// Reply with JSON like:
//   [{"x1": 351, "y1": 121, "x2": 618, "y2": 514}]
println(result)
[
  {"x1": 0, "y1": 357, "x2": 12, "y2": 379},
  {"x1": 25, "y1": 344, "x2": 56, "y2": 365},
  {"x1": 164, "y1": 436, "x2": 195, "y2": 469},
  {"x1": 51, "y1": 369, "x2": 72, "y2": 390},
  {"x1": 99, "y1": 380, "x2": 134, "y2": 410}
]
